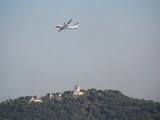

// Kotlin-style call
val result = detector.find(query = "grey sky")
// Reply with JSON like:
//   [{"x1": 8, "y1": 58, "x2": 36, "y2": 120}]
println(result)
[{"x1": 0, "y1": 0, "x2": 160, "y2": 102}]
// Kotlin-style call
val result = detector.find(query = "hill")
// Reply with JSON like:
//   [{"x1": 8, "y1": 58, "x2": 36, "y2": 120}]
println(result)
[{"x1": 0, "y1": 89, "x2": 160, "y2": 120}]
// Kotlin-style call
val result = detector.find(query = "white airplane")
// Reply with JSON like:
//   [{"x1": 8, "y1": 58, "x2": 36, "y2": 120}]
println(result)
[{"x1": 55, "y1": 19, "x2": 79, "y2": 32}]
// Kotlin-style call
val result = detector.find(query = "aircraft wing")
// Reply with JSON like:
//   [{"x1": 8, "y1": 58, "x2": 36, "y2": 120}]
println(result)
[
  {"x1": 58, "y1": 27, "x2": 65, "y2": 32},
  {"x1": 66, "y1": 19, "x2": 72, "y2": 25}
]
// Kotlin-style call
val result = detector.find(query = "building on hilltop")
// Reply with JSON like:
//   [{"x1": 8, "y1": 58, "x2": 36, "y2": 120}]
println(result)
[
  {"x1": 46, "y1": 93, "x2": 54, "y2": 99},
  {"x1": 28, "y1": 97, "x2": 43, "y2": 103},
  {"x1": 73, "y1": 85, "x2": 84, "y2": 96},
  {"x1": 46, "y1": 93, "x2": 62, "y2": 101}
]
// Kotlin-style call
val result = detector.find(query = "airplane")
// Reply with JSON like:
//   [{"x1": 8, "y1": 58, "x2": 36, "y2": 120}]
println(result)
[{"x1": 55, "y1": 19, "x2": 79, "y2": 32}]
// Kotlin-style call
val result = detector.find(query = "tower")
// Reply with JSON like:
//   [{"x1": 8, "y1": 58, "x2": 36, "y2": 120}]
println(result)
[
  {"x1": 73, "y1": 85, "x2": 84, "y2": 96},
  {"x1": 75, "y1": 85, "x2": 80, "y2": 92}
]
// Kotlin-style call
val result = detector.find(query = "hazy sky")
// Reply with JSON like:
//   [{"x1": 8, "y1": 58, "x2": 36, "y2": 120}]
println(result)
[{"x1": 0, "y1": 0, "x2": 160, "y2": 102}]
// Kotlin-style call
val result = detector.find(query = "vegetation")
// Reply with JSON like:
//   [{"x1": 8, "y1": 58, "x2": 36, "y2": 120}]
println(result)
[{"x1": 0, "y1": 89, "x2": 160, "y2": 120}]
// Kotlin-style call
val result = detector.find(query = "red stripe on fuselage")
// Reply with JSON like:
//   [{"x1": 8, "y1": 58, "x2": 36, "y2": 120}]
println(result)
[{"x1": 55, "y1": 25, "x2": 62, "y2": 28}]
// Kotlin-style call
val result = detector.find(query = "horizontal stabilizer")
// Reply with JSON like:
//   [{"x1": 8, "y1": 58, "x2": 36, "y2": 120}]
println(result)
[{"x1": 74, "y1": 22, "x2": 79, "y2": 26}]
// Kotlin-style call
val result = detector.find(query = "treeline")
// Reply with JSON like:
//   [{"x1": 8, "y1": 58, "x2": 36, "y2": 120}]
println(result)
[{"x1": 0, "y1": 89, "x2": 160, "y2": 120}]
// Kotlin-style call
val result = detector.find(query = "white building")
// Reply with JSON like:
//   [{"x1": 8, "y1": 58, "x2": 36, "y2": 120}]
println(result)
[
  {"x1": 73, "y1": 85, "x2": 84, "y2": 96},
  {"x1": 28, "y1": 97, "x2": 43, "y2": 103},
  {"x1": 47, "y1": 93, "x2": 62, "y2": 99},
  {"x1": 49, "y1": 94, "x2": 54, "y2": 99}
]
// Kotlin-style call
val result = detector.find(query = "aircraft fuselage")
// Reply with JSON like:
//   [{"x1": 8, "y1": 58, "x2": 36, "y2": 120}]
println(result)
[{"x1": 55, "y1": 19, "x2": 79, "y2": 32}]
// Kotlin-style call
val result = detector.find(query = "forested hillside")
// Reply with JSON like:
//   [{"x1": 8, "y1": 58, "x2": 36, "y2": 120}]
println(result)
[{"x1": 0, "y1": 89, "x2": 160, "y2": 120}]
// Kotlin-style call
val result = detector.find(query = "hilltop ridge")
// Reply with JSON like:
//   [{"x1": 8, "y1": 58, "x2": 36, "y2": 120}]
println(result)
[{"x1": 0, "y1": 89, "x2": 160, "y2": 120}]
